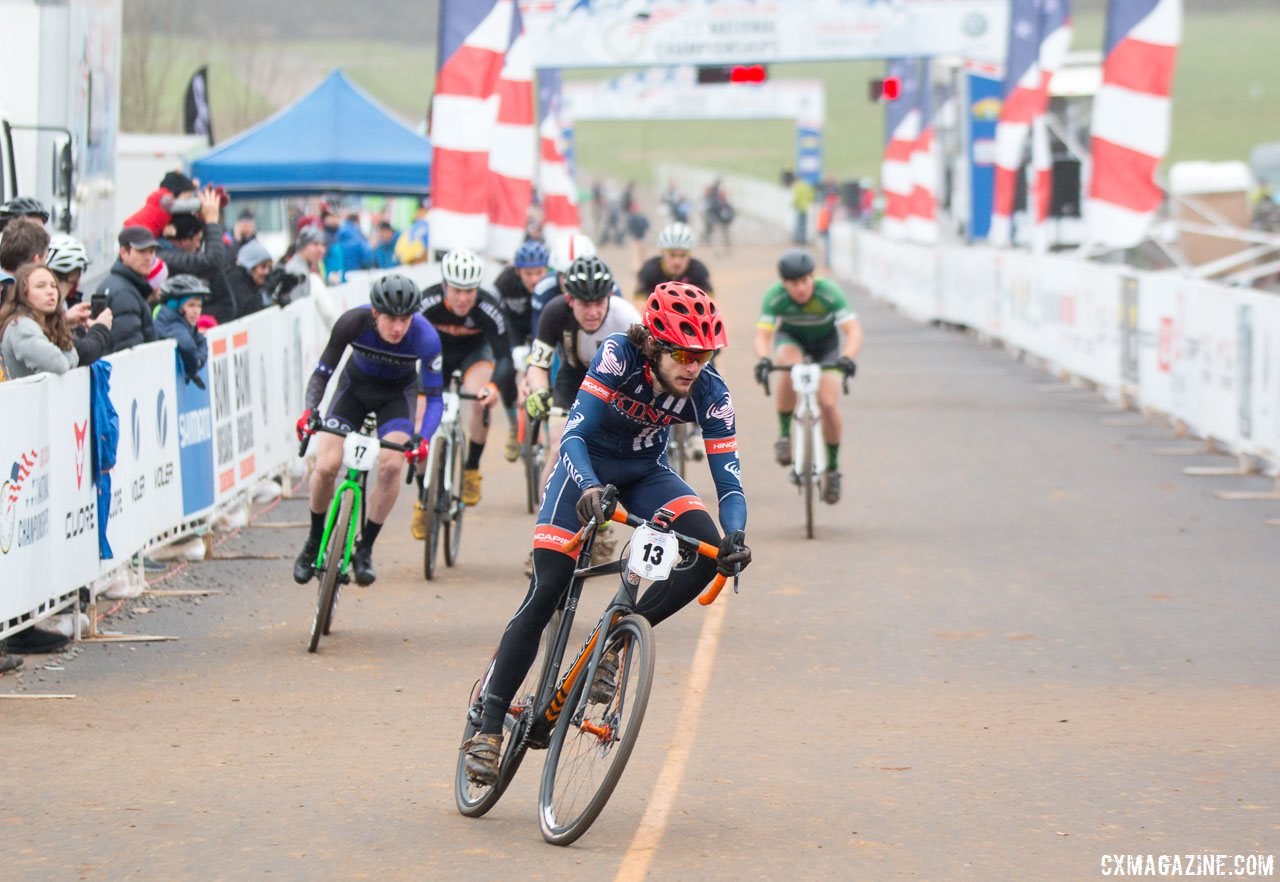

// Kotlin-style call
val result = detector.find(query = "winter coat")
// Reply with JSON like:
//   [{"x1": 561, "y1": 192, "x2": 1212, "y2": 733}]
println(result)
[
  {"x1": 159, "y1": 222, "x2": 237, "y2": 324},
  {"x1": 154, "y1": 305, "x2": 208, "y2": 379},
  {"x1": 123, "y1": 187, "x2": 199, "y2": 238},
  {"x1": 71, "y1": 324, "x2": 113, "y2": 368},
  {"x1": 0, "y1": 315, "x2": 79, "y2": 379},
  {"x1": 227, "y1": 265, "x2": 267, "y2": 319},
  {"x1": 95, "y1": 260, "x2": 157, "y2": 352}
]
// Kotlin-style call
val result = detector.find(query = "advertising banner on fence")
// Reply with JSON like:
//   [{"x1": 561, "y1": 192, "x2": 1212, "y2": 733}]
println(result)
[
  {"x1": 47, "y1": 368, "x2": 99, "y2": 591},
  {"x1": 207, "y1": 324, "x2": 258, "y2": 504},
  {"x1": 0, "y1": 376, "x2": 53, "y2": 623},
  {"x1": 176, "y1": 353, "x2": 215, "y2": 519},
  {"x1": 100, "y1": 342, "x2": 184, "y2": 564}
]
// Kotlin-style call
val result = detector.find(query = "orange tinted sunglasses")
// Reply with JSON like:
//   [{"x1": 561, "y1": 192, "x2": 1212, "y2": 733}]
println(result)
[{"x1": 664, "y1": 347, "x2": 714, "y2": 366}]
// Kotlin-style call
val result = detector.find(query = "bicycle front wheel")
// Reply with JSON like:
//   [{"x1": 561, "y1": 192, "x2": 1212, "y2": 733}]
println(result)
[
  {"x1": 455, "y1": 609, "x2": 563, "y2": 817},
  {"x1": 796, "y1": 422, "x2": 815, "y2": 540},
  {"x1": 667, "y1": 424, "x2": 686, "y2": 478},
  {"x1": 445, "y1": 430, "x2": 466, "y2": 567},
  {"x1": 423, "y1": 454, "x2": 444, "y2": 581},
  {"x1": 539, "y1": 614, "x2": 655, "y2": 846},
  {"x1": 521, "y1": 414, "x2": 540, "y2": 514},
  {"x1": 309, "y1": 491, "x2": 352, "y2": 652}
]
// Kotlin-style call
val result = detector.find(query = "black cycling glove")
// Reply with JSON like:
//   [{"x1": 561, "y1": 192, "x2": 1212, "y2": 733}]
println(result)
[
  {"x1": 753, "y1": 357, "x2": 773, "y2": 387},
  {"x1": 575, "y1": 485, "x2": 607, "y2": 526},
  {"x1": 716, "y1": 530, "x2": 751, "y2": 577},
  {"x1": 835, "y1": 356, "x2": 857, "y2": 378}
]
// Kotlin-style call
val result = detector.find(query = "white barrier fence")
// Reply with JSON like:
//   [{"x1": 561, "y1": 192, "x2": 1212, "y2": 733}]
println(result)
[{"x1": 834, "y1": 224, "x2": 1280, "y2": 469}]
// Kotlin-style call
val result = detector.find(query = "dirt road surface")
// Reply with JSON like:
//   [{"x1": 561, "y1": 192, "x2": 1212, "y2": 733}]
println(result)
[{"x1": 5, "y1": 227, "x2": 1278, "y2": 881}]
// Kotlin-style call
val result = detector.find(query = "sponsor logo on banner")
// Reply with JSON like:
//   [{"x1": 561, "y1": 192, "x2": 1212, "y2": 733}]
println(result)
[
  {"x1": 233, "y1": 332, "x2": 256, "y2": 481},
  {"x1": 2, "y1": 447, "x2": 50, "y2": 554},
  {"x1": 156, "y1": 390, "x2": 169, "y2": 447},
  {"x1": 212, "y1": 337, "x2": 235, "y2": 492},
  {"x1": 130, "y1": 399, "x2": 142, "y2": 460},
  {"x1": 178, "y1": 358, "x2": 215, "y2": 516},
  {"x1": 73, "y1": 420, "x2": 88, "y2": 489}
]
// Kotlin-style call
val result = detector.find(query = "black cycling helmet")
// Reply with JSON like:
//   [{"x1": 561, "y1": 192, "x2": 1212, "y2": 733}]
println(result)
[
  {"x1": 777, "y1": 248, "x2": 816, "y2": 281},
  {"x1": 562, "y1": 255, "x2": 614, "y2": 302},
  {"x1": 368, "y1": 273, "x2": 422, "y2": 315},
  {"x1": 0, "y1": 196, "x2": 50, "y2": 224},
  {"x1": 161, "y1": 274, "x2": 211, "y2": 306}
]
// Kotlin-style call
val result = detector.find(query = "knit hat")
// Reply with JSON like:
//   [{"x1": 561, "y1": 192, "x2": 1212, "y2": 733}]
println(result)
[
  {"x1": 236, "y1": 239, "x2": 272, "y2": 271},
  {"x1": 147, "y1": 258, "x2": 169, "y2": 291}
]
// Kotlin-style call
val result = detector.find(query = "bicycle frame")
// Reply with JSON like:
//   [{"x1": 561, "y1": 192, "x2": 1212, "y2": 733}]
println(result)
[
  {"x1": 314, "y1": 471, "x2": 365, "y2": 576},
  {"x1": 788, "y1": 363, "x2": 823, "y2": 488}
]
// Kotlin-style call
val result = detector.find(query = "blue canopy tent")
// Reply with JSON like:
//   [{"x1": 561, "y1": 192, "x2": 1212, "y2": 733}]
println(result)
[{"x1": 191, "y1": 70, "x2": 430, "y2": 197}]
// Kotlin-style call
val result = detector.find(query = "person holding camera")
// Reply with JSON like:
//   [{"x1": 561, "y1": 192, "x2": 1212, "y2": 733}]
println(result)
[
  {"x1": 154, "y1": 275, "x2": 209, "y2": 387},
  {"x1": 227, "y1": 239, "x2": 274, "y2": 318}
]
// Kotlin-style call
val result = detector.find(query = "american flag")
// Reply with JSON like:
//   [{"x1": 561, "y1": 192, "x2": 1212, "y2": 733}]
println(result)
[
  {"x1": 538, "y1": 69, "x2": 581, "y2": 240},
  {"x1": 881, "y1": 58, "x2": 936, "y2": 244},
  {"x1": 431, "y1": 0, "x2": 522, "y2": 254},
  {"x1": 1086, "y1": 0, "x2": 1181, "y2": 248},
  {"x1": 487, "y1": 9, "x2": 536, "y2": 261},
  {"x1": 990, "y1": 0, "x2": 1072, "y2": 247}
]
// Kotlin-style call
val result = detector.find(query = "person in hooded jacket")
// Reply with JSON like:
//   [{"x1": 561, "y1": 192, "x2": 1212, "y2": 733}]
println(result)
[
  {"x1": 159, "y1": 187, "x2": 236, "y2": 323},
  {"x1": 95, "y1": 227, "x2": 161, "y2": 352},
  {"x1": 153, "y1": 274, "x2": 209, "y2": 387}
]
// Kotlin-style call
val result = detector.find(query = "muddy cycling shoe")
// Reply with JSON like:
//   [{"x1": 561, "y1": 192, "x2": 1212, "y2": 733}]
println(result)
[
  {"x1": 293, "y1": 538, "x2": 320, "y2": 584},
  {"x1": 410, "y1": 501, "x2": 428, "y2": 541},
  {"x1": 589, "y1": 647, "x2": 621, "y2": 705},
  {"x1": 352, "y1": 546, "x2": 376, "y2": 586},
  {"x1": 502, "y1": 430, "x2": 520, "y2": 463},
  {"x1": 462, "y1": 468, "x2": 483, "y2": 506},
  {"x1": 821, "y1": 469, "x2": 842, "y2": 505},
  {"x1": 774, "y1": 436, "x2": 792, "y2": 467},
  {"x1": 463, "y1": 732, "x2": 503, "y2": 785},
  {"x1": 590, "y1": 522, "x2": 617, "y2": 565}
]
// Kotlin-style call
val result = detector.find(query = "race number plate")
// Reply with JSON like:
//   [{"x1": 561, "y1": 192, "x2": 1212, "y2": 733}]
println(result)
[
  {"x1": 627, "y1": 523, "x2": 680, "y2": 582},
  {"x1": 342, "y1": 432, "x2": 379, "y2": 472}
]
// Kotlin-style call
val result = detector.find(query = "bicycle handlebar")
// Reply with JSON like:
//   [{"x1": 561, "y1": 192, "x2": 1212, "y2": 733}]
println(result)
[
  {"x1": 560, "y1": 486, "x2": 732, "y2": 604},
  {"x1": 759, "y1": 362, "x2": 853, "y2": 397},
  {"x1": 297, "y1": 423, "x2": 419, "y2": 483}
]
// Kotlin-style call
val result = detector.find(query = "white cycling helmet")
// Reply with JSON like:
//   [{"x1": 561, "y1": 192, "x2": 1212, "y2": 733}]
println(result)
[
  {"x1": 657, "y1": 222, "x2": 695, "y2": 251},
  {"x1": 440, "y1": 248, "x2": 484, "y2": 288},
  {"x1": 45, "y1": 234, "x2": 90, "y2": 274},
  {"x1": 549, "y1": 233, "x2": 596, "y2": 274}
]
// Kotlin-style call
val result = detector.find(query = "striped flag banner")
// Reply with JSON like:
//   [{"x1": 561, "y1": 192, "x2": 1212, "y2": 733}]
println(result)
[
  {"x1": 487, "y1": 13, "x2": 535, "y2": 262},
  {"x1": 431, "y1": 0, "x2": 517, "y2": 254},
  {"x1": 1086, "y1": 0, "x2": 1181, "y2": 249},
  {"x1": 990, "y1": 0, "x2": 1072, "y2": 247},
  {"x1": 538, "y1": 69, "x2": 581, "y2": 241},
  {"x1": 881, "y1": 58, "x2": 936, "y2": 244}
]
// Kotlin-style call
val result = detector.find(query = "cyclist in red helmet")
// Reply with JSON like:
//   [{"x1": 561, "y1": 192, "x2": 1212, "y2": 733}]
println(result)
[{"x1": 461, "y1": 281, "x2": 753, "y2": 786}]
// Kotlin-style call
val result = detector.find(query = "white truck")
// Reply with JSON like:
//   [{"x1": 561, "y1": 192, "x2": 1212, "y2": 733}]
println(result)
[{"x1": 0, "y1": 0, "x2": 122, "y2": 282}]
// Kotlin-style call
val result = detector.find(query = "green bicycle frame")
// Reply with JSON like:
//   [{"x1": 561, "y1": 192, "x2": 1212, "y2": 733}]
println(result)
[{"x1": 313, "y1": 468, "x2": 365, "y2": 576}]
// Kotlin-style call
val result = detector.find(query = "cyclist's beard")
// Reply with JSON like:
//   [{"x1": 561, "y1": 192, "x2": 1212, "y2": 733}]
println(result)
[{"x1": 649, "y1": 359, "x2": 691, "y2": 398}]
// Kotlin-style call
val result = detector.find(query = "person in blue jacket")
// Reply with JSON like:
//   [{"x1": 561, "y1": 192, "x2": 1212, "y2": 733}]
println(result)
[{"x1": 153, "y1": 274, "x2": 209, "y2": 388}]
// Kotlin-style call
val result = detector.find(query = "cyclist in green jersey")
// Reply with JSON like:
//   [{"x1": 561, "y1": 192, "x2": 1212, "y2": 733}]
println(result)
[{"x1": 753, "y1": 249, "x2": 862, "y2": 504}]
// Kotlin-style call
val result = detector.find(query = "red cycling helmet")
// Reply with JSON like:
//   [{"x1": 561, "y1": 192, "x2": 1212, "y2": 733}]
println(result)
[{"x1": 643, "y1": 282, "x2": 727, "y2": 351}]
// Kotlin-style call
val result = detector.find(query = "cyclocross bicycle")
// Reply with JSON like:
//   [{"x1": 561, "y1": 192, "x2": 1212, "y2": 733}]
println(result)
[
  {"x1": 420, "y1": 371, "x2": 484, "y2": 581},
  {"x1": 761, "y1": 362, "x2": 850, "y2": 539},
  {"x1": 454, "y1": 486, "x2": 738, "y2": 846},
  {"x1": 517, "y1": 404, "x2": 568, "y2": 514},
  {"x1": 298, "y1": 415, "x2": 415, "y2": 652}
]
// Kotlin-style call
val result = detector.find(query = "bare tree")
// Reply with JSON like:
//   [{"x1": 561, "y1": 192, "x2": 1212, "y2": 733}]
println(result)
[{"x1": 120, "y1": 0, "x2": 183, "y2": 132}]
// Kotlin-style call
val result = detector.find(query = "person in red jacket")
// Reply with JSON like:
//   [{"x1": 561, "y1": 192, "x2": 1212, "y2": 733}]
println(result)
[{"x1": 123, "y1": 172, "x2": 202, "y2": 238}]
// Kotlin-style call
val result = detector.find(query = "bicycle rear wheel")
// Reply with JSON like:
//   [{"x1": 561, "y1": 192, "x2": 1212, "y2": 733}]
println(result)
[
  {"x1": 539, "y1": 614, "x2": 655, "y2": 846},
  {"x1": 445, "y1": 429, "x2": 466, "y2": 567},
  {"x1": 309, "y1": 492, "x2": 352, "y2": 653},
  {"x1": 455, "y1": 609, "x2": 563, "y2": 817},
  {"x1": 523, "y1": 417, "x2": 543, "y2": 515}
]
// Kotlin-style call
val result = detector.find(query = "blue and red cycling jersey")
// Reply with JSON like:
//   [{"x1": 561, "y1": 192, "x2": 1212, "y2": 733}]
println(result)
[{"x1": 557, "y1": 333, "x2": 746, "y2": 534}]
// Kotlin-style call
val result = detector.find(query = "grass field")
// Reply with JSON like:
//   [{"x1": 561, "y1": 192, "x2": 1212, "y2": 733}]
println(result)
[{"x1": 127, "y1": 10, "x2": 1280, "y2": 187}]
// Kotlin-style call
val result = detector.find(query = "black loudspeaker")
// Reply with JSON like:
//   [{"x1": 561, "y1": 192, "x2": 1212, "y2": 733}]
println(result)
[
  {"x1": 839, "y1": 180, "x2": 862, "y2": 217},
  {"x1": 1049, "y1": 158, "x2": 1082, "y2": 217}
]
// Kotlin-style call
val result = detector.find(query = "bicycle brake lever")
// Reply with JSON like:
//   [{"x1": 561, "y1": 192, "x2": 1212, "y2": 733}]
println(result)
[{"x1": 733, "y1": 564, "x2": 741, "y2": 593}]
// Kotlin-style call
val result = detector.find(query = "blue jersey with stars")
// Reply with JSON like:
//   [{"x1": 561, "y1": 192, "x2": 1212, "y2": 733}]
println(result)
[{"x1": 560, "y1": 333, "x2": 746, "y2": 533}]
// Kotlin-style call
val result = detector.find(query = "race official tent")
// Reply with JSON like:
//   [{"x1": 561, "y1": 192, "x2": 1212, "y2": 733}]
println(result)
[{"x1": 191, "y1": 70, "x2": 430, "y2": 196}]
